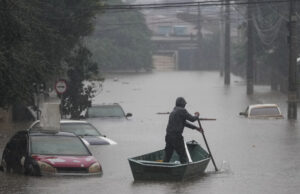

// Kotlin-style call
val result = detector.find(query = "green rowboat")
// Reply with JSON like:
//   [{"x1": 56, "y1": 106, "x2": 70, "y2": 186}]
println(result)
[{"x1": 128, "y1": 140, "x2": 210, "y2": 181}]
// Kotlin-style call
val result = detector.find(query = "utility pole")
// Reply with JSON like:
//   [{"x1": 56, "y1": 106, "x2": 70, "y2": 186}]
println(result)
[
  {"x1": 197, "y1": 2, "x2": 203, "y2": 68},
  {"x1": 33, "y1": 83, "x2": 44, "y2": 120},
  {"x1": 219, "y1": 0, "x2": 224, "y2": 76},
  {"x1": 288, "y1": 0, "x2": 298, "y2": 119},
  {"x1": 247, "y1": 0, "x2": 254, "y2": 95},
  {"x1": 224, "y1": 0, "x2": 231, "y2": 85}
]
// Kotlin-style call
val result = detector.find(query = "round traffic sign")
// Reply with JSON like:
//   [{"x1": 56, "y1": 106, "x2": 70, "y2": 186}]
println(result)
[{"x1": 55, "y1": 80, "x2": 67, "y2": 94}]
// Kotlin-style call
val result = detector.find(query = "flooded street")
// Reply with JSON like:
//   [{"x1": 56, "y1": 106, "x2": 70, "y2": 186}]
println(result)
[{"x1": 1, "y1": 71, "x2": 300, "y2": 194}]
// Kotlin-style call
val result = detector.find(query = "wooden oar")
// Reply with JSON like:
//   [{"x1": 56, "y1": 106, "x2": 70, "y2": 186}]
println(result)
[
  {"x1": 197, "y1": 119, "x2": 218, "y2": 171},
  {"x1": 156, "y1": 112, "x2": 216, "y2": 121},
  {"x1": 156, "y1": 112, "x2": 170, "y2": 114},
  {"x1": 198, "y1": 118, "x2": 216, "y2": 121}
]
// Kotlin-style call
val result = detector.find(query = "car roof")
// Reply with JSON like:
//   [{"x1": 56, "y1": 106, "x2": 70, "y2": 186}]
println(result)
[
  {"x1": 29, "y1": 131, "x2": 77, "y2": 137},
  {"x1": 18, "y1": 130, "x2": 77, "y2": 137},
  {"x1": 60, "y1": 120, "x2": 88, "y2": 124},
  {"x1": 248, "y1": 104, "x2": 279, "y2": 109},
  {"x1": 247, "y1": 104, "x2": 283, "y2": 118},
  {"x1": 28, "y1": 120, "x2": 91, "y2": 133},
  {"x1": 31, "y1": 119, "x2": 88, "y2": 125},
  {"x1": 90, "y1": 103, "x2": 122, "y2": 107}
]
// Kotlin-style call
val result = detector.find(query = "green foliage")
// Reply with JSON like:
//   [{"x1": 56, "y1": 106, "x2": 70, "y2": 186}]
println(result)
[
  {"x1": 0, "y1": 0, "x2": 102, "y2": 109},
  {"x1": 61, "y1": 45, "x2": 100, "y2": 119},
  {"x1": 0, "y1": 0, "x2": 47, "y2": 108},
  {"x1": 86, "y1": 0, "x2": 153, "y2": 72}
]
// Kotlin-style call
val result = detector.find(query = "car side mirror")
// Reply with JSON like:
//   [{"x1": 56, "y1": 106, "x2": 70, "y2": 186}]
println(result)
[
  {"x1": 126, "y1": 113, "x2": 133, "y2": 118},
  {"x1": 239, "y1": 112, "x2": 246, "y2": 116}
]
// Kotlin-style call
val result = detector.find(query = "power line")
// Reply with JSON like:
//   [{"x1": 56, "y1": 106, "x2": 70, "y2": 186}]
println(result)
[
  {"x1": 1, "y1": 0, "x2": 290, "y2": 11},
  {"x1": 103, "y1": 0, "x2": 290, "y2": 10},
  {"x1": 90, "y1": 1, "x2": 290, "y2": 33}
]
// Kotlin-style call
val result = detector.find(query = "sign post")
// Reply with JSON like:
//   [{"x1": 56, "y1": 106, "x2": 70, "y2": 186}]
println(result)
[
  {"x1": 55, "y1": 79, "x2": 67, "y2": 118},
  {"x1": 55, "y1": 80, "x2": 67, "y2": 95}
]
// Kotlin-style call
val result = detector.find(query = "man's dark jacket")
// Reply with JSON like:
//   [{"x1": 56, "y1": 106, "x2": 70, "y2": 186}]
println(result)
[{"x1": 166, "y1": 106, "x2": 198, "y2": 136}]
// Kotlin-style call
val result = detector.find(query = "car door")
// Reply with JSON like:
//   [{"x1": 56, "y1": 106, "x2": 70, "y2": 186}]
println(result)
[
  {"x1": 1, "y1": 137, "x2": 16, "y2": 172},
  {"x1": 2, "y1": 132, "x2": 28, "y2": 173},
  {"x1": 16, "y1": 132, "x2": 28, "y2": 173}
]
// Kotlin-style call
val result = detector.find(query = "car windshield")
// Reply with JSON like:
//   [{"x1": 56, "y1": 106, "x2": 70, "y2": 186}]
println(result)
[
  {"x1": 30, "y1": 136, "x2": 90, "y2": 156},
  {"x1": 61, "y1": 123, "x2": 101, "y2": 136},
  {"x1": 250, "y1": 107, "x2": 280, "y2": 116},
  {"x1": 87, "y1": 105, "x2": 125, "y2": 118}
]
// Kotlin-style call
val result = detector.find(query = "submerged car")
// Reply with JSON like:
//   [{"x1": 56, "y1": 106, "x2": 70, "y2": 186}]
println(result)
[
  {"x1": 0, "y1": 130, "x2": 102, "y2": 176},
  {"x1": 84, "y1": 103, "x2": 132, "y2": 119},
  {"x1": 29, "y1": 120, "x2": 117, "y2": 146},
  {"x1": 239, "y1": 104, "x2": 284, "y2": 119}
]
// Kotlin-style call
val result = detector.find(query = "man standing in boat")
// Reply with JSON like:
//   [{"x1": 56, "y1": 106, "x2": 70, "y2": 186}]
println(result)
[{"x1": 163, "y1": 97, "x2": 203, "y2": 164}]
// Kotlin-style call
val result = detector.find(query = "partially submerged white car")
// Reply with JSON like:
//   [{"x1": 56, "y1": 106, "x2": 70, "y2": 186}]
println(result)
[
  {"x1": 83, "y1": 103, "x2": 132, "y2": 119},
  {"x1": 239, "y1": 104, "x2": 284, "y2": 119},
  {"x1": 29, "y1": 120, "x2": 117, "y2": 146}
]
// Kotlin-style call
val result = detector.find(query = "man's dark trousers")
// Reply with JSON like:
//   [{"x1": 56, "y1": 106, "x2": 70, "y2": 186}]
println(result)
[{"x1": 163, "y1": 134, "x2": 188, "y2": 163}]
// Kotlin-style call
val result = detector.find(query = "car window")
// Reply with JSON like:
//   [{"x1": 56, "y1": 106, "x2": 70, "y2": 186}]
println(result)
[
  {"x1": 87, "y1": 105, "x2": 125, "y2": 118},
  {"x1": 250, "y1": 107, "x2": 280, "y2": 116},
  {"x1": 4, "y1": 133, "x2": 27, "y2": 163},
  {"x1": 245, "y1": 107, "x2": 249, "y2": 114},
  {"x1": 61, "y1": 123, "x2": 101, "y2": 136},
  {"x1": 30, "y1": 136, "x2": 90, "y2": 156}
]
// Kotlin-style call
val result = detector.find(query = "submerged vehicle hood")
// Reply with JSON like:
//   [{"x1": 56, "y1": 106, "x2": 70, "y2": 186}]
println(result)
[
  {"x1": 32, "y1": 155, "x2": 97, "y2": 168},
  {"x1": 82, "y1": 136, "x2": 117, "y2": 145}
]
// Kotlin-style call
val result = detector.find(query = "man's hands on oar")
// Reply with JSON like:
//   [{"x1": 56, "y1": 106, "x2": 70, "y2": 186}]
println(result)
[
  {"x1": 157, "y1": 111, "x2": 216, "y2": 121},
  {"x1": 157, "y1": 110, "x2": 215, "y2": 134},
  {"x1": 193, "y1": 112, "x2": 215, "y2": 133},
  {"x1": 196, "y1": 127, "x2": 203, "y2": 133},
  {"x1": 193, "y1": 112, "x2": 203, "y2": 133}
]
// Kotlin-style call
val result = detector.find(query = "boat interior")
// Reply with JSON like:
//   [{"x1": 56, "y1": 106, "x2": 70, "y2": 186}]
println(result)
[{"x1": 132, "y1": 140, "x2": 210, "y2": 165}]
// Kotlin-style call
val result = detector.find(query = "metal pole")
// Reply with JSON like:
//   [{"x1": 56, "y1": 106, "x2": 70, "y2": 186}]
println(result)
[
  {"x1": 288, "y1": 0, "x2": 297, "y2": 119},
  {"x1": 247, "y1": 0, "x2": 254, "y2": 95},
  {"x1": 224, "y1": 0, "x2": 231, "y2": 85},
  {"x1": 219, "y1": 0, "x2": 224, "y2": 77},
  {"x1": 197, "y1": 2, "x2": 202, "y2": 68},
  {"x1": 36, "y1": 84, "x2": 40, "y2": 120}
]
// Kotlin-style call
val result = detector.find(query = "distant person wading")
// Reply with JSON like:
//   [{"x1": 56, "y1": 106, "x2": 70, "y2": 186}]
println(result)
[{"x1": 163, "y1": 97, "x2": 202, "y2": 163}]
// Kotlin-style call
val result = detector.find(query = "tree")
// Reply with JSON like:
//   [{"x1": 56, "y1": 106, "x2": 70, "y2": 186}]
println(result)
[
  {"x1": 86, "y1": 0, "x2": 153, "y2": 72},
  {"x1": 0, "y1": 0, "x2": 50, "y2": 108},
  {"x1": 0, "y1": 0, "x2": 103, "y2": 109},
  {"x1": 61, "y1": 44, "x2": 101, "y2": 119}
]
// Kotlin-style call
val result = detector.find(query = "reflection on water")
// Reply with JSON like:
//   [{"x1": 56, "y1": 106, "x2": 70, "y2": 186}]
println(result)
[{"x1": 0, "y1": 71, "x2": 299, "y2": 194}]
